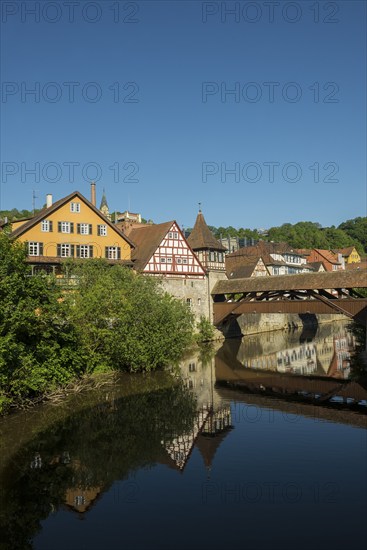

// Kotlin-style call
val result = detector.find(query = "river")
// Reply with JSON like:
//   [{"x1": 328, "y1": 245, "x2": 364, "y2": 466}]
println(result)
[{"x1": 0, "y1": 320, "x2": 366, "y2": 550}]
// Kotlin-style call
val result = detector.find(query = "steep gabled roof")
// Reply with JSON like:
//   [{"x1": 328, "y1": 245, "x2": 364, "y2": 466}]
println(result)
[
  {"x1": 9, "y1": 191, "x2": 135, "y2": 248},
  {"x1": 187, "y1": 211, "x2": 226, "y2": 252},
  {"x1": 127, "y1": 221, "x2": 176, "y2": 271},
  {"x1": 332, "y1": 247, "x2": 357, "y2": 256},
  {"x1": 313, "y1": 249, "x2": 341, "y2": 265}
]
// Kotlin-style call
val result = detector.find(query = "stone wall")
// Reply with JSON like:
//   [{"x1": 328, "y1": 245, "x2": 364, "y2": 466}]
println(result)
[
  {"x1": 161, "y1": 276, "x2": 210, "y2": 321},
  {"x1": 235, "y1": 312, "x2": 350, "y2": 336}
]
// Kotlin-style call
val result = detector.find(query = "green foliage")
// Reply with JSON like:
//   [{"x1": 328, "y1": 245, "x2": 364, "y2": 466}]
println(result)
[
  {"x1": 187, "y1": 217, "x2": 366, "y2": 254},
  {"x1": 0, "y1": 238, "x2": 194, "y2": 411},
  {"x1": 338, "y1": 217, "x2": 367, "y2": 253},
  {"x1": 195, "y1": 316, "x2": 215, "y2": 342},
  {"x1": 64, "y1": 260, "x2": 195, "y2": 373},
  {"x1": 0, "y1": 208, "x2": 41, "y2": 221},
  {"x1": 0, "y1": 234, "x2": 85, "y2": 412}
]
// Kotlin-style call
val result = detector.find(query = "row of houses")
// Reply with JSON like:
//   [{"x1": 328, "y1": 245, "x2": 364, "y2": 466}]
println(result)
[
  {"x1": 2, "y1": 184, "x2": 364, "y2": 322},
  {"x1": 2, "y1": 185, "x2": 227, "y2": 321},
  {"x1": 225, "y1": 240, "x2": 363, "y2": 279}
]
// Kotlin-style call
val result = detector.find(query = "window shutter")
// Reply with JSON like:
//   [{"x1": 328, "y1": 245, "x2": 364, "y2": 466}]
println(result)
[
  {"x1": 58, "y1": 222, "x2": 61, "y2": 232},
  {"x1": 70, "y1": 245, "x2": 75, "y2": 257},
  {"x1": 89, "y1": 245, "x2": 93, "y2": 258},
  {"x1": 117, "y1": 247, "x2": 121, "y2": 259},
  {"x1": 105, "y1": 246, "x2": 108, "y2": 258},
  {"x1": 89, "y1": 224, "x2": 92, "y2": 235},
  {"x1": 39, "y1": 243, "x2": 43, "y2": 256},
  {"x1": 57, "y1": 244, "x2": 61, "y2": 257},
  {"x1": 70, "y1": 222, "x2": 74, "y2": 233},
  {"x1": 49, "y1": 221, "x2": 53, "y2": 232},
  {"x1": 77, "y1": 223, "x2": 81, "y2": 234},
  {"x1": 76, "y1": 245, "x2": 80, "y2": 258},
  {"x1": 97, "y1": 225, "x2": 101, "y2": 236}
]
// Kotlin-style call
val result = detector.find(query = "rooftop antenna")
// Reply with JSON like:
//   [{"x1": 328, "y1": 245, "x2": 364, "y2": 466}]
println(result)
[{"x1": 32, "y1": 189, "x2": 39, "y2": 215}]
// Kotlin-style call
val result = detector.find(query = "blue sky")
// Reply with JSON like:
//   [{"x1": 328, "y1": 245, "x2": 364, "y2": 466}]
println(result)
[{"x1": 1, "y1": 0, "x2": 366, "y2": 230}]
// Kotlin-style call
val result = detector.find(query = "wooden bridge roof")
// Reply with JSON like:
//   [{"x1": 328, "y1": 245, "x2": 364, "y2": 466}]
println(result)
[{"x1": 212, "y1": 269, "x2": 367, "y2": 296}]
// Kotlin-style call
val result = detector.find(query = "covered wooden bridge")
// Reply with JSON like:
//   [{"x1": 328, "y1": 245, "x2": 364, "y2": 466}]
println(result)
[{"x1": 212, "y1": 270, "x2": 367, "y2": 326}]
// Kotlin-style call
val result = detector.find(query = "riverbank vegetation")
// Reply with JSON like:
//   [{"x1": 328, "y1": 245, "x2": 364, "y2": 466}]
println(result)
[{"x1": 0, "y1": 234, "x2": 195, "y2": 414}]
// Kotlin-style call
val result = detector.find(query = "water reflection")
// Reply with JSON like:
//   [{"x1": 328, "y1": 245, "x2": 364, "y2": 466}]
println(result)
[
  {"x1": 216, "y1": 321, "x2": 367, "y2": 406},
  {"x1": 0, "y1": 321, "x2": 366, "y2": 550},
  {"x1": 231, "y1": 322, "x2": 356, "y2": 379}
]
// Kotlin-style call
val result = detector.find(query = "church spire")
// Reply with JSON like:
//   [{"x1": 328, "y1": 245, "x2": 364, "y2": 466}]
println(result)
[{"x1": 99, "y1": 188, "x2": 111, "y2": 220}]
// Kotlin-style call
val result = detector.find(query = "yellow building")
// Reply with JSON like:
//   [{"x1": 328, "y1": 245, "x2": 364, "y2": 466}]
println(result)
[
  {"x1": 333, "y1": 247, "x2": 361, "y2": 264},
  {"x1": 10, "y1": 188, "x2": 134, "y2": 274}
]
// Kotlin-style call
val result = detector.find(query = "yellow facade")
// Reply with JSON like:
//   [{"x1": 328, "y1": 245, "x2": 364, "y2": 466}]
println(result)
[
  {"x1": 346, "y1": 248, "x2": 361, "y2": 263},
  {"x1": 13, "y1": 194, "x2": 132, "y2": 261}
]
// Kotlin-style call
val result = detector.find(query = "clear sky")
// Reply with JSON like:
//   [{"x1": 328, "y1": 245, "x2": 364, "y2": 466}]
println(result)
[{"x1": 1, "y1": 0, "x2": 366, "y2": 230}]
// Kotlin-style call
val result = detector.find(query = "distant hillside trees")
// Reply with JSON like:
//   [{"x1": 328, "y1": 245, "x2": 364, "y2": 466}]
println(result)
[
  {"x1": 338, "y1": 217, "x2": 367, "y2": 253},
  {"x1": 0, "y1": 208, "x2": 41, "y2": 221},
  {"x1": 186, "y1": 217, "x2": 366, "y2": 255}
]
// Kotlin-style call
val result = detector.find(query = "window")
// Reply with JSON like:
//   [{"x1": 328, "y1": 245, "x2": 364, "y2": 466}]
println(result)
[
  {"x1": 198, "y1": 298, "x2": 201, "y2": 306},
  {"x1": 186, "y1": 298, "x2": 192, "y2": 308},
  {"x1": 218, "y1": 252, "x2": 223, "y2": 262},
  {"x1": 209, "y1": 251, "x2": 216, "y2": 262},
  {"x1": 57, "y1": 244, "x2": 74, "y2": 258},
  {"x1": 28, "y1": 242, "x2": 43, "y2": 256},
  {"x1": 189, "y1": 362, "x2": 196, "y2": 372},
  {"x1": 168, "y1": 232, "x2": 173, "y2": 239},
  {"x1": 182, "y1": 257, "x2": 188, "y2": 264},
  {"x1": 176, "y1": 257, "x2": 182, "y2": 264},
  {"x1": 70, "y1": 202, "x2": 80, "y2": 213},
  {"x1": 76, "y1": 245, "x2": 93, "y2": 258},
  {"x1": 160, "y1": 257, "x2": 166, "y2": 263},
  {"x1": 105, "y1": 246, "x2": 121, "y2": 260},
  {"x1": 168, "y1": 231, "x2": 178, "y2": 239},
  {"x1": 167, "y1": 257, "x2": 172, "y2": 263},
  {"x1": 97, "y1": 224, "x2": 107, "y2": 236},
  {"x1": 173, "y1": 231, "x2": 178, "y2": 239},
  {"x1": 77, "y1": 223, "x2": 92, "y2": 235},
  {"x1": 41, "y1": 220, "x2": 53, "y2": 232},
  {"x1": 58, "y1": 222, "x2": 74, "y2": 234}
]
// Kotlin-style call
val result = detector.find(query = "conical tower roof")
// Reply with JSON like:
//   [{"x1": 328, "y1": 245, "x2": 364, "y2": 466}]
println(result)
[
  {"x1": 99, "y1": 188, "x2": 108, "y2": 210},
  {"x1": 187, "y1": 210, "x2": 226, "y2": 251}
]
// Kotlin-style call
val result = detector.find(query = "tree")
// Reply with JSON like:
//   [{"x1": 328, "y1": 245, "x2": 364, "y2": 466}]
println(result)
[
  {"x1": 64, "y1": 260, "x2": 195, "y2": 373},
  {"x1": 338, "y1": 217, "x2": 367, "y2": 253},
  {"x1": 0, "y1": 234, "x2": 85, "y2": 412}
]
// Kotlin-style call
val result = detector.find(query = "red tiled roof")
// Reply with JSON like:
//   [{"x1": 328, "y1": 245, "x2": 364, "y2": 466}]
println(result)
[
  {"x1": 127, "y1": 221, "x2": 176, "y2": 270},
  {"x1": 187, "y1": 211, "x2": 226, "y2": 251}
]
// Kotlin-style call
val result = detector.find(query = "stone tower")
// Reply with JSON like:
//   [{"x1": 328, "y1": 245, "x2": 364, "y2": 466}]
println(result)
[{"x1": 187, "y1": 209, "x2": 227, "y2": 321}]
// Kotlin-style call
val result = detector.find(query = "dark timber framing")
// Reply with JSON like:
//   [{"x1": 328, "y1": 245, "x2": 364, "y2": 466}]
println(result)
[{"x1": 211, "y1": 270, "x2": 367, "y2": 325}]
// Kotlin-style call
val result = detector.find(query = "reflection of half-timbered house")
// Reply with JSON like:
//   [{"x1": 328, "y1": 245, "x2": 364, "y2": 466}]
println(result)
[{"x1": 124, "y1": 220, "x2": 210, "y2": 320}]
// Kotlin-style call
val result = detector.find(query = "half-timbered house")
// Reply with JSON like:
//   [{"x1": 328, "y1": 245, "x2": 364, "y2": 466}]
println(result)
[{"x1": 125, "y1": 221, "x2": 210, "y2": 320}]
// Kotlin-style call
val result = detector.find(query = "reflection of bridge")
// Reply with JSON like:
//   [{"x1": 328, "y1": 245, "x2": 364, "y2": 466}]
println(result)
[
  {"x1": 215, "y1": 342, "x2": 367, "y2": 407},
  {"x1": 212, "y1": 271, "x2": 367, "y2": 326}
]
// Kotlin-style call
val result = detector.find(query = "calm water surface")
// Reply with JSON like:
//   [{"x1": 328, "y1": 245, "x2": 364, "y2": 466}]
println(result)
[{"x1": 0, "y1": 321, "x2": 366, "y2": 550}]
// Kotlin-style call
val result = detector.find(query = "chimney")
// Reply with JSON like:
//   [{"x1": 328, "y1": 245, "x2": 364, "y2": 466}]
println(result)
[
  {"x1": 91, "y1": 182, "x2": 96, "y2": 206},
  {"x1": 46, "y1": 194, "x2": 53, "y2": 208}
]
